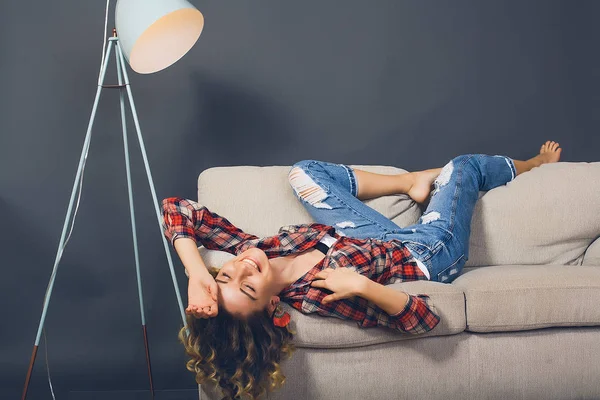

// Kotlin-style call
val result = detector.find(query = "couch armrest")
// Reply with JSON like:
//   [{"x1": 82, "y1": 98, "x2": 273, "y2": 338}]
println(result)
[{"x1": 582, "y1": 237, "x2": 600, "y2": 266}]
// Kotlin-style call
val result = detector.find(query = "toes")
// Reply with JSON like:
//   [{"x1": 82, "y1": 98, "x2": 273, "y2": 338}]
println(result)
[
  {"x1": 542, "y1": 140, "x2": 562, "y2": 153},
  {"x1": 542, "y1": 141, "x2": 550, "y2": 152}
]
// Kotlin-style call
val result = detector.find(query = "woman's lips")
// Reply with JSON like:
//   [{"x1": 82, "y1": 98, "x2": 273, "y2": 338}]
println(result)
[{"x1": 242, "y1": 257, "x2": 261, "y2": 272}]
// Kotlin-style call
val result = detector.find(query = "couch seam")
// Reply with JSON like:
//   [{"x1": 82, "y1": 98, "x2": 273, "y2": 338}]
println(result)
[
  {"x1": 295, "y1": 329, "x2": 465, "y2": 348},
  {"x1": 465, "y1": 291, "x2": 472, "y2": 400},
  {"x1": 466, "y1": 322, "x2": 600, "y2": 331},
  {"x1": 463, "y1": 291, "x2": 468, "y2": 330},
  {"x1": 461, "y1": 286, "x2": 600, "y2": 293}
]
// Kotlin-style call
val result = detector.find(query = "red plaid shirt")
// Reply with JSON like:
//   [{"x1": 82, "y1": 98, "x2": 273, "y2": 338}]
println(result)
[{"x1": 162, "y1": 197, "x2": 440, "y2": 334}]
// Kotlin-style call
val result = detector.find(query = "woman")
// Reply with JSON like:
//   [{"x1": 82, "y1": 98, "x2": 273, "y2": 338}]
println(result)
[{"x1": 162, "y1": 141, "x2": 562, "y2": 400}]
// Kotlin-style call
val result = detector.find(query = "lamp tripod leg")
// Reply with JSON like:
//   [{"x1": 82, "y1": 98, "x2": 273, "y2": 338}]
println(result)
[
  {"x1": 21, "y1": 40, "x2": 115, "y2": 400},
  {"x1": 115, "y1": 41, "x2": 188, "y2": 329},
  {"x1": 115, "y1": 44, "x2": 155, "y2": 399}
]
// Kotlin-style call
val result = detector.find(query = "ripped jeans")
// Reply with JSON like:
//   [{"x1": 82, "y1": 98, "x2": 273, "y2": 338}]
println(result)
[{"x1": 288, "y1": 155, "x2": 517, "y2": 283}]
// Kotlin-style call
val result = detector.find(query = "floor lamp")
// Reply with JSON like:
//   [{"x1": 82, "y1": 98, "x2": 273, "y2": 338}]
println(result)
[{"x1": 21, "y1": 1, "x2": 205, "y2": 399}]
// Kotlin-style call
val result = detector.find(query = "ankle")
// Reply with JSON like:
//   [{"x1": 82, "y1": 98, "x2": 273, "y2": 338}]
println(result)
[
  {"x1": 396, "y1": 172, "x2": 416, "y2": 194},
  {"x1": 527, "y1": 156, "x2": 542, "y2": 168},
  {"x1": 406, "y1": 171, "x2": 418, "y2": 189}
]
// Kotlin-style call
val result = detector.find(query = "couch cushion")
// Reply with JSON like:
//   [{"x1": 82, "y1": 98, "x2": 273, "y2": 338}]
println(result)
[
  {"x1": 452, "y1": 264, "x2": 600, "y2": 333},
  {"x1": 199, "y1": 248, "x2": 465, "y2": 347},
  {"x1": 197, "y1": 165, "x2": 421, "y2": 238},
  {"x1": 467, "y1": 162, "x2": 600, "y2": 267}
]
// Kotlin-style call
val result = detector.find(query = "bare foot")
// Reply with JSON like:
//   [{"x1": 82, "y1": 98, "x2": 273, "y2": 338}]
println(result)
[
  {"x1": 529, "y1": 140, "x2": 562, "y2": 167},
  {"x1": 513, "y1": 140, "x2": 562, "y2": 176},
  {"x1": 407, "y1": 168, "x2": 442, "y2": 204}
]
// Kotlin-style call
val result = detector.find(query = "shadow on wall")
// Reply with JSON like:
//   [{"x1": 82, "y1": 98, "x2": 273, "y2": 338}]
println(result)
[
  {"x1": 0, "y1": 192, "x2": 109, "y2": 309},
  {"x1": 184, "y1": 71, "x2": 298, "y2": 168}
]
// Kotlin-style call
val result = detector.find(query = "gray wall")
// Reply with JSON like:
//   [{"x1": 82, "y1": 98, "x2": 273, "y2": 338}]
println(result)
[{"x1": 1, "y1": 1, "x2": 598, "y2": 398}]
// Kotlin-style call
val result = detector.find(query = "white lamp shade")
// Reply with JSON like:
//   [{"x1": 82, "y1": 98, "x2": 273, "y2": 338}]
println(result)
[{"x1": 115, "y1": 0, "x2": 204, "y2": 74}]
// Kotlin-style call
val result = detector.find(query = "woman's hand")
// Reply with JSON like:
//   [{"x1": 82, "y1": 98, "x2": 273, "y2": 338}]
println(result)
[
  {"x1": 187, "y1": 271, "x2": 219, "y2": 319},
  {"x1": 310, "y1": 267, "x2": 367, "y2": 304}
]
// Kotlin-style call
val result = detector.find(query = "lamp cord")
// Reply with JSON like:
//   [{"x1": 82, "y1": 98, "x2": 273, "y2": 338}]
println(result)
[
  {"x1": 42, "y1": 129, "x2": 87, "y2": 400},
  {"x1": 43, "y1": 1, "x2": 111, "y2": 398},
  {"x1": 43, "y1": 328, "x2": 56, "y2": 399},
  {"x1": 42, "y1": 87, "x2": 88, "y2": 400}
]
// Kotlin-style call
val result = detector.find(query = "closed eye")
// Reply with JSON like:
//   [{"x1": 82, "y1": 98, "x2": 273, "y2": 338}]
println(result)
[
  {"x1": 222, "y1": 273, "x2": 256, "y2": 292},
  {"x1": 214, "y1": 276, "x2": 257, "y2": 301}
]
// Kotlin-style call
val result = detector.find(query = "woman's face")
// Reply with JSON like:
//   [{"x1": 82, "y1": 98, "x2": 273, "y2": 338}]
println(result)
[{"x1": 214, "y1": 247, "x2": 280, "y2": 319}]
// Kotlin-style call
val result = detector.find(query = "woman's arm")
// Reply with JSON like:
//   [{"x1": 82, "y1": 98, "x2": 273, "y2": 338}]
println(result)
[
  {"x1": 358, "y1": 279, "x2": 440, "y2": 333},
  {"x1": 174, "y1": 237, "x2": 211, "y2": 279},
  {"x1": 310, "y1": 267, "x2": 412, "y2": 316},
  {"x1": 310, "y1": 268, "x2": 439, "y2": 333},
  {"x1": 357, "y1": 279, "x2": 410, "y2": 315}
]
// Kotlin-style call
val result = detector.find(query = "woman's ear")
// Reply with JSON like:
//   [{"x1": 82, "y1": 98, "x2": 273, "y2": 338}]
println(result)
[{"x1": 268, "y1": 296, "x2": 280, "y2": 316}]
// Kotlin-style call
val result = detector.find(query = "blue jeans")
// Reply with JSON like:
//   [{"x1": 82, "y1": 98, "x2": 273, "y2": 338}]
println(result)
[{"x1": 288, "y1": 154, "x2": 517, "y2": 283}]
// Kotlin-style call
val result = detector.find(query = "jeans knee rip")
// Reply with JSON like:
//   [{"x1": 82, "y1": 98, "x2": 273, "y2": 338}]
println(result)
[
  {"x1": 336, "y1": 221, "x2": 356, "y2": 228},
  {"x1": 288, "y1": 167, "x2": 332, "y2": 209},
  {"x1": 421, "y1": 211, "x2": 441, "y2": 224},
  {"x1": 432, "y1": 160, "x2": 453, "y2": 196}
]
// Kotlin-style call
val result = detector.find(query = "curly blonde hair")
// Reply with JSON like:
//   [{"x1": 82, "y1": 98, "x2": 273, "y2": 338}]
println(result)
[{"x1": 177, "y1": 267, "x2": 296, "y2": 400}]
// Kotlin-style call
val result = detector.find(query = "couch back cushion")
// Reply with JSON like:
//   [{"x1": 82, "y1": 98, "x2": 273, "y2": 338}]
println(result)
[
  {"x1": 197, "y1": 162, "x2": 600, "y2": 267},
  {"x1": 466, "y1": 162, "x2": 600, "y2": 266}
]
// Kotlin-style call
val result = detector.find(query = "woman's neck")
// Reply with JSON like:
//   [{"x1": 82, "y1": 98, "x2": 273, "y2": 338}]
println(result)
[{"x1": 270, "y1": 248, "x2": 326, "y2": 290}]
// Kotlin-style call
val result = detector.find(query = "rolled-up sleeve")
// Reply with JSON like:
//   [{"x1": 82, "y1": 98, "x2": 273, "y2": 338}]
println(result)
[
  {"x1": 385, "y1": 294, "x2": 441, "y2": 334},
  {"x1": 161, "y1": 197, "x2": 258, "y2": 254},
  {"x1": 162, "y1": 197, "x2": 198, "y2": 246}
]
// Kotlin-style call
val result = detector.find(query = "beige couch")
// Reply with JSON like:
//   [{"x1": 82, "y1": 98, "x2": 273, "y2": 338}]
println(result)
[{"x1": 194, "y1": 161, "x2": 600, "y2": 400}]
